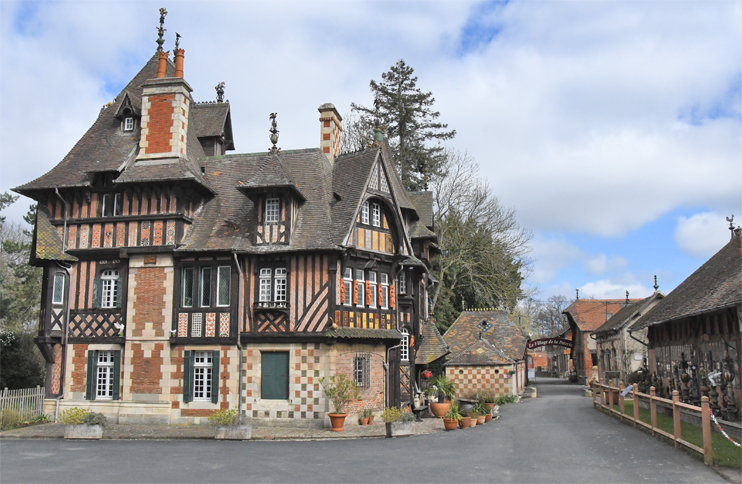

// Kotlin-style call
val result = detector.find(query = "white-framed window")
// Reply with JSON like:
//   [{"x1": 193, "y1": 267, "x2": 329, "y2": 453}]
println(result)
[
  {"x1": 101, "y1": 193, "x2": 122, "y2": 217},
  {"x1": 354, "y1": 353, "x2": 370, "y2": 389},
  {"x1": 274, "y1": 268, "x2": 287, "y2": 302},
  {"x1": 265, "y1": 198, "x2": 280, "y2": 223},
  {"x1": 259, "y1": 268, "x2": 272, "y2": 302},
  {"x1": 200, "y1": 267, "x2": 212, "y2": 307},
  {"x1": 356, "y1": 269, "x2": 365, "y2": 308},
  {"x1": 343, "y1": 268, "x2": 353, "y2": 306},
  {"x1": 400, "y1": 328, "x2": 409, "y2": 362},
  {"x1": 369, "y1": 271, "x2": 377, "y2": 308},
  {"x1": 381, "y1": 273, "x2": 389, "y2": 309},
  {"x1": 96, "y1": 351, "x2": 115, "y2": 399},
  {"x1": 52, "y1": 273, "x2": 65, "y2": 305},
  {"x1": 361, "y1": 201, "x2": 369, "y2": 225},
  {"x1": 181, "y1": 267, "x2": 194, "y2": 307},
  {"x1": 100, "y1": 270, "x2": 120, "y2": 309},
  {"x1": 372, "y1": 203, "x2": 381, "y2": 227},
  {"x1": 193, "y1": 351, "x2": 213, "y2": 400},
  {"x1": 398, "y1": 273, "x2": 406, "y2": 294},
  {"x1": 124, "y1": 117, "x2": 134, "y2": 131},
  {"x1": 216, "y1": 266, "x2": 231, "y2": 307}
]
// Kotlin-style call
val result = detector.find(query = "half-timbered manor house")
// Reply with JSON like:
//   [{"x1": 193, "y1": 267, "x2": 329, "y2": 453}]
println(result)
[{"x1": 14, "y1": 23, "x2": 440, "y2": 424}]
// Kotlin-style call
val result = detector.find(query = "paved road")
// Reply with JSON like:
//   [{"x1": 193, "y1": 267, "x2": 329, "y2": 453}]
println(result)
[{"x1": 0, "y1": 377, "x2": 727, "y2": 483}]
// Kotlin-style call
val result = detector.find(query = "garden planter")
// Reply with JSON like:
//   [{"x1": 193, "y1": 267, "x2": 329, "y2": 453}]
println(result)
[
  {"x1": 385, "y1": 422, "x2": 414, "y2": 438},
  {"x1": 459, "y1": 417, "x2": 471, "y2": 429},
  {"x1": 215, "y1": 425, "x2": 252, "y2": 440},
  {"x1": 360, "y1": 417, "x2": 369, "y2": 425},
  {"x1": 484, "y1": 414, "x2": 492, "y2": 423},
  {"x1": 368, "y1": 416, "x2": 375, "y2": 425},
  {"x1": 328, "y1": 413, "x2": 348, "y2": 432},
  {"x1": 430, "y1": 402, "x2": 450, "y2": 418},
  {"x1": 443, "y1": 418, "x2": 458, "y2": 431},
  {"x1": 477, "y1": 416, "x2": 486, "y2": 425},
  {"x1": 469, "y1": 417, "x2": 478, "y2": 427},
  {"x1": 64, "y1": 424, "x2": 102, "y2": 440},
  {"x1": 484, "y1": 403, "x2": 495, "y2": 411}
]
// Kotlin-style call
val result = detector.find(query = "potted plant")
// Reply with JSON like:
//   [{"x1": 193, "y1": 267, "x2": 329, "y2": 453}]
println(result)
[
  {"x1": 59, "y1": 407, "x2": 106, "y2": 440},
  {"x1": 360, "y1": 408, "x2": 373, "y2": 425},
  {"x1": 381, "y1": 406, "x2": 401, "y2": 437},
  {"x1": 320, "y1": 374, "x2": 361, "y2": 432},
  {"x1": 208, "y1": 409, "x2": 251, "y2": 440},
  {"x1": 443, "y1": 401, "x2": 462, "y2": 431},
  {"x1": 468, "y1": 408, "x2": 479, "y2": 427},
  {"x1": 459, "y1": 414, "x2": 471, "y2": 429},
  {"x1": 429, "y1": 376, "x2": 456, "y2": 418},
  {"x1": 472, "y1": 403, "x2": 488, "y2": 425},
  {"x1": 478, "y1": 390, "x2": 496, "y2": 411}
]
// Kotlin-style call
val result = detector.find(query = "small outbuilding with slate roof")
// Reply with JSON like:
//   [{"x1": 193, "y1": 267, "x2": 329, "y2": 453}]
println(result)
[
  {"x1": 442, "y1": 310, "x2": 528, "y2": 398},
  {"x1": 630, "y1": 228, "x2": 741, "y2": 419}
]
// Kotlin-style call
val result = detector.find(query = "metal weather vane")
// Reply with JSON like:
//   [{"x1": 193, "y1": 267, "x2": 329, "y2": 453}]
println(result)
[{"x1": 156, "y1": 8, "x2": 168, "y2": 52}]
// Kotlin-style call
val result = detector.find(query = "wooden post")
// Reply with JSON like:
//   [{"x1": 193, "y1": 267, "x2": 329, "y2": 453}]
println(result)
[
  {"x1": 619, "y1": 381, "x2": 625, "y2": 421},
  {"x1": 633, "y1": 383, "x2": 639, "y2": 427},
  {"x1": 702, "y1": 396, "x2": 713, "y2": 466},
  {"x1": 600, "y1": 383, "x2": 605, "y2": 408},
  {"x1": 672, "y1": 390, "x2": 681, "y2": 448},
  {"x1": 650, "y1": 386, "x2": 657, "y2": 435},
  {"x1": 592, "y1": 381, "x2": 597, "y2": 407},
  {"x1": 609, "y1": 383, "x2": 615, "y2": 414}
]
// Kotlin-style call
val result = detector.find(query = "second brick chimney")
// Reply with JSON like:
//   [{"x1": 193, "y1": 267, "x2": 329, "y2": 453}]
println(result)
[{"x1": 318, "y1": 103, "x2": 342, "y2": 164}]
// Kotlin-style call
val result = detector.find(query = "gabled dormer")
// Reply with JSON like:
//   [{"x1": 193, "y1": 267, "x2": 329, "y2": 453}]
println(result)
[
  {"x1": 114, "y1": 92, "x2": 141, "y2": 133},
  {"x1": 192, "y1": 100, "x2": 235, "y2": 156}
]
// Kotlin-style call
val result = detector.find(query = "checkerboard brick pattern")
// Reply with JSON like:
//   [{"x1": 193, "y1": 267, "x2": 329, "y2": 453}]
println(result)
[{"x1": 447, "y1": 365, "x2": 513, "y2": 398}]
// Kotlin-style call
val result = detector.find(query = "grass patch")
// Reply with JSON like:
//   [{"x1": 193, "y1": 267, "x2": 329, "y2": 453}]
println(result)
[{"x1": 599, "y1": 400, "x2": 741, "y2": 468}]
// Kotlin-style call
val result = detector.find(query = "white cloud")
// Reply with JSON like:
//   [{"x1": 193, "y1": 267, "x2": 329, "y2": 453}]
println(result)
[
  {"x1": 674, "y1": 212, "x2": 733, "y2": 258},
  {"x1": 584, "y1": 253, "x2": 627, "y2": 276},
  {"x1": 580, "y1": 278, "x2": 653, "y2": 300}
]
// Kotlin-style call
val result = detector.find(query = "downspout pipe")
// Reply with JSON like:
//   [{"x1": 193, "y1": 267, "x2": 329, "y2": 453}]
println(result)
[
  {"x1": 233, "y1": 253, "x2": 244, "y2": 416},
  {"x1": 628, "y1": 329, "x2": 648, "y2": 347},
  {"x1": 53, "y1": 190, "x2": 71, "y2": 421}
]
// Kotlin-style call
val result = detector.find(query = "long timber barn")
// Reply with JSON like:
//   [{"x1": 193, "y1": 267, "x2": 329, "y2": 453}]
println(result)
[{"x1": 14, "y1": 23, "x2": 440, "y2": 425}]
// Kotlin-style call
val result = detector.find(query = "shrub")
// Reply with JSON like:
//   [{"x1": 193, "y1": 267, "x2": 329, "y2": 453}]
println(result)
[
  {"x1": 472, "y1": 402, "x2": 489, "y2": 417},
  {"x1": 429, "y1": 376, "x2": 456, "y2": 400},
  {"x1": 361, "y1": 408, "x2": 374, "y2": 419},
  {"x1": 319, "y1": 374, "x2": 361, "y2": 414},
  {"x1": 477, "y1": 390, "x2": 495, "y2": 404},
  {"x1": 83, "y1": 412, "x2": 108, "y2": 427},
  {"x1": 207, "y1": 409, "x2": 239, "y2": 427},
  {"x1": 1, "y1": 409, "x2": 23, "y2": 430},
  {"x1": 58, "y1": 407, "x2": 90, "y2": 425},
  {"x1": 380, "y1": 407, "x2": 401, "y2": 423},
  {"x1": 399, "y1": 410, "x2": 416, "y2": 423},
  {"x1": 494, "y1": 394, "x2": 518, "y2": 405}
]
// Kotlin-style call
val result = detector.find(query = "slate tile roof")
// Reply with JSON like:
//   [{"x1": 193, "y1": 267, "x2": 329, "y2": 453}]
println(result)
[
  {"x1": 192, "y1": 101, "x2": 234, "y2": 149},
  {"x1": 444, "y1": 339, "x2": 511, "y2": 366},
  {"x1": 32, "y1": 207, "x2": 77, "y2": 262},
  {"x1": 415, "y1": 321, "x2": 448, "y2": 365},
  {"x1": 592, "y1": 293, "x2": 664, "y2": 335},
  {"x1": 324, "y1": 327, "x2": 402, "y2": 340},
  {"x1": 562, "y1": 299, "x2": 642, "y2": 332},
  {"x1": 443, "y1": 310, "x2": 527, "y2": 363},
  {"x1": 631, "y1": 236, "x2": 742, "y2": 330}
]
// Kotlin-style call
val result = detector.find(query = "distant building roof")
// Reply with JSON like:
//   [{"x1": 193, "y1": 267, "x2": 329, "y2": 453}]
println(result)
[
  {"x1": 444, "y1": 339, "x2": 512, "y2": 366},
  {"x1": 562, "y1": 299, "x2": 642, "y2": 332},
  {"x1": 592, "y1": 293, "x2": 664, "y2": 335},
  {"x1": 443, "y1": 310, "x2": 527, "y2": 363},
  {"x1": 415, "y1": 320, "x2": 448, "y2": 365}
]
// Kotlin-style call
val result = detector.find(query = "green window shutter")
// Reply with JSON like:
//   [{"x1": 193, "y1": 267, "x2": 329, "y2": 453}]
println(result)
[
  {"x1": 261, "y1": 352, "x2": 289, "y2": 400},
  {"x1": 112, "y1": 350, "x2": 121, "y2": 400},
  {"x1": 115, "y1": 280, "x2": 123, "y2": 309},
  {"x1": 85, "y1": 350, "x2": 98, "y2": 400},
  {"x1": 182, "y1": 351, "x2": 192, "y2": 403},
  {"x1": 211, "y1": 350, "x2": 220, "y2": 404},
  {"x1": 92, "y1": 279, "x2": 102, "y2": 309}
]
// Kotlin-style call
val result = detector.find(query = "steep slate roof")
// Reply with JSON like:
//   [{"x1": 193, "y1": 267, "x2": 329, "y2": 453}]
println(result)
[
  {"x1": 563, "y1": 299, "x2": 642, "y2": 332},
  {"x1": 444, "y1": 339, "x2": 511, "y2": 366},
  {"x1": 32, "y1": 207, "x2": 77, "y2": 262},
  {"x1": 631, "y1": 236, "x2": 742, "y2": 330},
  {"x1": 443, "y1": 310, "x2": 527, "y2": 362},
  {"x1": 592, "y1": 293, "x2": 664, "y2": 335},
  {"x1": 407, "y1": 192, "x2": 433, "y2": 228},
  {"x1": 192, "y1": 101, "x2": 234, "y2": 149},
  {"x1": 324, "y1": 327, "x2": 402, "y2": 340},
  {"x1": 15, "y1": 54, "x2": 172, "y2": 193},
  {"x1": 415, "y1": 321, "x2": 449, "y2": 365}
]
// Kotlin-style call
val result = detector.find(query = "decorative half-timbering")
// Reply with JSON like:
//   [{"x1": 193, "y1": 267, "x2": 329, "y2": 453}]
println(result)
[{"x1": 15, "y1": 14, "x2": 437, "y2": 424}]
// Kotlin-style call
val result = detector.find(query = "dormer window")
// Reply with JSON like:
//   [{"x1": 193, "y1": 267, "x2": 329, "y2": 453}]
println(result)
[
  {"x1": 101, "y1": 193, "x2": 122, "y2": 217},
  {"x1": 124, "y1": 117, "x2": 134, "y2": 131},
  {"x1": 265, "y1": 198, "x2": 280, "y2": 223},
  {"x1": 372, "y1": 203, "x2": 381, "y2": 227},
  {"x1": 361, "y1": 201, "x2": 369, "y2": 224}
]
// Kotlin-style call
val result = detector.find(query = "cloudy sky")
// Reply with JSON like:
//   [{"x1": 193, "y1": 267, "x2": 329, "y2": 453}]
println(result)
[{"x1": 1, "y1": 1, "x2": 740, "y2": 301}]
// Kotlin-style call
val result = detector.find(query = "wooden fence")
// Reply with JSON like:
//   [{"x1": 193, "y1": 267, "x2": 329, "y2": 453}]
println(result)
[
  {"x1": 593, "y1": 382, "x2": 713, "y2": 465},
  {"x1": 0, "y1": 386, "x2": 45, "y2": 419}
]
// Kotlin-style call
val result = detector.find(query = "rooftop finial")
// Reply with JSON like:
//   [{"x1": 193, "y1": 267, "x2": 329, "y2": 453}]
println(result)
[
  {"x1": 156, "y1": 8, "x2": 168, "y2": 53},
  {"x1": 215, "y1": 82, "x2": 225, "y2": 103},
  {"x1": 269, "y1": 113, "x2": 280, "y2": 153},
  {"x1": 653, "y1": 275, "x2": 659, "y2": 292},
  {"x1": 727, "y1": 215, "x2": 735, "y2": 238},
  {"x1": 625, "y1": 290, "x2": 629, "y2": 305},
  {"x1": 174, "y1": 32, "x2": 181, "y2": 52},
  {"x1": 576, "y1": 288, "x2": 579, "y2": 301}
]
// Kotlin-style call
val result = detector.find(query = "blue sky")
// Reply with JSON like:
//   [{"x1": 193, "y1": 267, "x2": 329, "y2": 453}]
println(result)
[{"x1": 1, "y1": 0, "x2": 740, "y2": 302}]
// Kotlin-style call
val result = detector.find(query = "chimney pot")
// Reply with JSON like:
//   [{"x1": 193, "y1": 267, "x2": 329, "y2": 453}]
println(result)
[
  {"x1": 174, "y1": 49, "x2": 185, "y2": 78},
  {"x1": 156, "y1": 51, "x2": 169, "y2": 78}
]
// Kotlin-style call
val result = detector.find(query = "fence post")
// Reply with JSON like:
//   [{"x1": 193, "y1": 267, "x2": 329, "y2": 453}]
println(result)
[
  {"x1": 702, "y1": 396, "x2": 713, "y2": 466},
  {"x1": 633, "y1": 383, "x2": 639, "y2": 427},
  {"x1": 650, "y1": 386, "x2": 657, "y2": 435},
  {"x1": 592, "y1": 381, "x2": 597, "y2": 407},
  {"x1": 600, "y1": 383, "x2": 605, "y2": 408},
  {"x1": 619, "y1": 381, "x2": 625, "y2": 421},
  {"x1": 672, "y1": 390, "x2": 681, "y2": 448}
]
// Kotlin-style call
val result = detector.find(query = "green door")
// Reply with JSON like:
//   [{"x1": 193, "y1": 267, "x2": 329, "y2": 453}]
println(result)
[{"x1": 261, "y1": 352, "x2": 289, "y2": 400}]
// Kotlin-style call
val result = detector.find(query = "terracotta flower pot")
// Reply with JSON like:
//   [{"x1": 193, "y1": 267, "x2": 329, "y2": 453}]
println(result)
[
  {"x1": 485, "y1": 403, "x2": 495, "y2": 411},
  {"x1": 360, "y1": 417, "x2": 369, "y2": 425},
  {"x1": 328, "y1": 413, "x2": 347, "y2": 432},
  {"x1": 484, "y1": 414, "x2": 492, "y2": 423},
  {"x1": 469, "y1": 416, "x2": 478, "y2": 427},
  {"x1": 368, "y1": 416, "x2": 374, "y2": 425},
  {"x1": 459, "y1": 417, "x2": 471, "y2": 429},
  {"x1": 477, "y1": 415, "x2": 486, "y2": 425},
  {"x1": 443, "y1": 418, "x2": 458, "y2": 431},
  {"x1": 430, "y1": 402, "x2": 451, "y2": 418}
]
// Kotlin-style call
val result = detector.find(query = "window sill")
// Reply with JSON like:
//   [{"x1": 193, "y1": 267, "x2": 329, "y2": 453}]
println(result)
[{"x1": 254, "y1": 302, "x2": 289, "y2": 313}]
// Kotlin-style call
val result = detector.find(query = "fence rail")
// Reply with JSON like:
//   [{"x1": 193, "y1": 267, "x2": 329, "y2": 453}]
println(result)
[
  {"x1": 593, "y1": 382, "x2": 713, "y2": 465},
  {"x1": 0, "y1": 386, "x2": 45, "y2": 419}
]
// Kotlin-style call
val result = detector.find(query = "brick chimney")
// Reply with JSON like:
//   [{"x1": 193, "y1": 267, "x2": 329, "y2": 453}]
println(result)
[
  {"x1": 318, "y1": 103, "x2": 342, "y2": 164},
  {"x1": 137, "y1": 51, "x2": 192, "y2": 162}
]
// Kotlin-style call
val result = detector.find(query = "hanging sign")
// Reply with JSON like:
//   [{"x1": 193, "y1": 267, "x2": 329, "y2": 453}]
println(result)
[{"x1": 526, "y1": 338, "x2": 575, "y2": 350}]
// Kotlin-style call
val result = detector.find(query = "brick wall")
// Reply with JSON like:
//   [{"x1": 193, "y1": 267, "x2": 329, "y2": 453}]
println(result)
[
  {"x1": 144, "y1": 94, "x2": 175, "y2": 154},
  {"x1": 129, "y1": 342, "x2": 164, "y2": 394},
  {"x1": 130, "y1": 266, "x2": 167, "y2": 337},
  {"x1": 69, "y1": 343, "x2": 89, "y2": 393},
  {"x1": 447, "y1": 364, "x2": 515, "y2": 398},
  {"x1": 336, "y1": 348, "x2": 384, "y2": 414}
]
